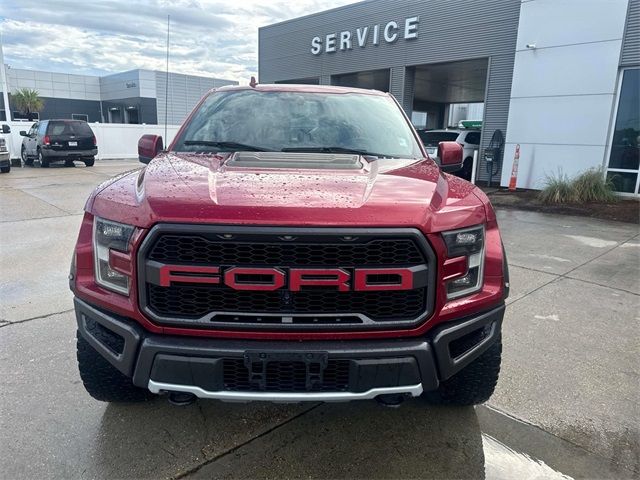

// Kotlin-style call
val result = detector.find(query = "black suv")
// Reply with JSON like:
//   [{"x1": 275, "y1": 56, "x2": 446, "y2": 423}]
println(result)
[{"x1": 20, "y1": 119, "x2": 98, "y2": 167}]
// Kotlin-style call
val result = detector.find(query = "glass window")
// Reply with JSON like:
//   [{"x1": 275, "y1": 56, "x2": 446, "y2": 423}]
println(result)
[
  {"x1": 417, "y1": 131, "x2": 459, "y2": 147},
  {"x1": 464, "y1": 132, "x2": 481, "y2": 144},
  {"x1": 72, "y1": 114, "x2": 89, "y2": 122},
  {"x1": 606, "y1": 171, "x2": 637, "y2": 193},
  {"x1": 173, "y1": 90, "x2": 423, "y2": 159},
  {"x1": 608, "y1": 69, "x2": 639, "y2": 171},
  {"x1": 47, "y1": 120, "x2": 93, "y2": 136}
]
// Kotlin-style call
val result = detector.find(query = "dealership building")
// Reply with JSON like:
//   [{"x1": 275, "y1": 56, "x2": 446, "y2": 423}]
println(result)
[
  {"x1": 0, "y1": 68, "x2": 237, "y2": 126},
  {"x1": 260, "y1": 0, "x2": 640, "y2": 194}
]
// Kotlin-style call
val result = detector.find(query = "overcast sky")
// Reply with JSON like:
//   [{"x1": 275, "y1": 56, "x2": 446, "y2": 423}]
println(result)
[{"x1": 0, "y1": 0, "x2": 358, "y2": 82}]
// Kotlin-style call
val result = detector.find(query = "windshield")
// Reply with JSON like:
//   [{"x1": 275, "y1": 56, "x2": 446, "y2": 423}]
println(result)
[
  {"x1": 172, "y1": 90, "x2": 423, "y2": 159},
  {"x1": 418, "y1": 131, "x2": 459, "y2": 147}
]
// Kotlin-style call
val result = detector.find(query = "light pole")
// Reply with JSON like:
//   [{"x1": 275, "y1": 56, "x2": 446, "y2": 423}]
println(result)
[{"x1": 0, "y1": 32, "x2": 12, "y2": 122}]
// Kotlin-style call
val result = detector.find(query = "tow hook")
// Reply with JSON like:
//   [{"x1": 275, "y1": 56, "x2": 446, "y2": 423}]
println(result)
[
  {"x1": 376, "y1": 393, "x2": 410, "y2": 408},
  {"x1": 168, "y1": 391, "x2": 197, "y2": 406}
]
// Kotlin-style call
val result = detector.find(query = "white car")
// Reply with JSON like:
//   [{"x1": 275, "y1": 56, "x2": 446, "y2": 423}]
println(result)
[{"x1": 417, "y1": 128, "x2": 481, "y2": 180}]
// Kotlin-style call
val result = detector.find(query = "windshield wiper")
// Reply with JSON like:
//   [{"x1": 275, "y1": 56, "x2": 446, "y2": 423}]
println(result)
[
  {"x1": 281, "y1": 146, "x2": 394, "y2": 158},
  {"x1": 183, "y1": 140, "x2": 273, "y2": 152}
]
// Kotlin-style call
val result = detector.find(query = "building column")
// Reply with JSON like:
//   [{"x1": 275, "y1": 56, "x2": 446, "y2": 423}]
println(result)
[{"x1": 389, "y1": 66, "x2": 415, "y2": 118}]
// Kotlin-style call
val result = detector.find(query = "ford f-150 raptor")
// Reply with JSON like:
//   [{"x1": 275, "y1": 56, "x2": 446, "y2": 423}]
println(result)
[{"x1": 70, "y1": 84, "x2": 508, "y2": 406}]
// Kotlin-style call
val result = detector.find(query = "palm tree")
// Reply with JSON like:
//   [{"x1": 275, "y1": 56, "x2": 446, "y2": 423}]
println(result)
[{"x1": 12, "y1": 88, "x2": 44, "y2": 121}]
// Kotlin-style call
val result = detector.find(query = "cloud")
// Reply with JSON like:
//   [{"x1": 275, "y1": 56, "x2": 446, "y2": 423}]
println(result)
[{"x1": 0, "y1": 0, "x2": 358, "y2": 82}]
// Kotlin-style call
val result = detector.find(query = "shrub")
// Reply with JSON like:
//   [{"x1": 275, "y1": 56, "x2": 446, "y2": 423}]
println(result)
[
  {"x1": 572, "y1": 168, "x2": 617, "y2": 203},
  {"x1": 538, "y1": 168, "x2": 618, "y2": 204},
  {"x1": 539, "y1": 171, "x2": 574, "y2": 204}
]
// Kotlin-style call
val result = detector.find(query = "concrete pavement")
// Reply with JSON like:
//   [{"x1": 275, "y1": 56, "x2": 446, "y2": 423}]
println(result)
[{"x1": 1, "y1": 160, "x2": 638, "y2": 479}]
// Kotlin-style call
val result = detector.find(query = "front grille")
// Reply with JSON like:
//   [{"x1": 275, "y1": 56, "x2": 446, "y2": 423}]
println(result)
[
  {"x1": 148, "y1": 235, "x2": 425, "y2": 266},
  {"x1": 223, "y1": 359, "x2": 351, "y2": 392},
  {"x1": 138, "y1": 226, "x2": 434, "y2": 330},
  {"x1": 148, "y1": 283, "x2": 426, "y2": 320}
]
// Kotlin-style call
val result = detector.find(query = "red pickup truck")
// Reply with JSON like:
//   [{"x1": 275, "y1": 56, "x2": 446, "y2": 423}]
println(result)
[{"x1": 70, "y1": 84, "x2": 508, "y2": 407}]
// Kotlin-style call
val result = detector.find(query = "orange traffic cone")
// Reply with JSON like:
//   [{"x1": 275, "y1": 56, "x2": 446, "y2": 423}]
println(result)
[{"x1": 508, "y1": 144, "x2": 520, "y2": 191}]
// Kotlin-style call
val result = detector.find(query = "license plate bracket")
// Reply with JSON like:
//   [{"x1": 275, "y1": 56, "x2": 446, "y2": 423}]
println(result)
[{"x1": 243, "y1": 351, "x2": 329, "y2": 391}]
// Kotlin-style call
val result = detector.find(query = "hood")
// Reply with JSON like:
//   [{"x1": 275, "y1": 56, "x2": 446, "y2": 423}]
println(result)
[{"x1": 90, "y1": 152, "x2": 486, "y2": 232}]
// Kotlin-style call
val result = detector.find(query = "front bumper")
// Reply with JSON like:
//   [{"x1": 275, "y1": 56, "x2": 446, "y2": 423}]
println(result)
[{"x1": 74, "y1": 297, "x2": 504, "y2": 402}]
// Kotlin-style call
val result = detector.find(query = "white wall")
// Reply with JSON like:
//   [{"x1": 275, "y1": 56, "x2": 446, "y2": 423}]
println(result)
[
  {"x1": 502, "y1": 0, "x2": 630, "y2": 189},
  {"x1": 92, "y1": 123, "x2": 180, "y2": 159},
  {"x1": 2, "y1": 121, "x2": 180, "y2": 160}
]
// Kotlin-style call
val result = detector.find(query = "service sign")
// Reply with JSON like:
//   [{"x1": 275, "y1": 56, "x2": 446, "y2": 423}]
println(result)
[{"x1": 311, "y1": 16, "x2": 419, "y2": 55}]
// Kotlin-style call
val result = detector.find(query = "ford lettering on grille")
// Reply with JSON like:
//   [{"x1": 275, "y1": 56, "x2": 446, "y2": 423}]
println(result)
[{"x1": 150, "y1": 264, "x2": 427, "y2": 291}]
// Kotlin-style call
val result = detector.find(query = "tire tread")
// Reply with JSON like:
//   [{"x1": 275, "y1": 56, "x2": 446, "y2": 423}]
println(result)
[
  {"x1": 424, "y1": 338, "x2": 501, "y2": 406},
  {"x1": 76, "y1": 331, "x2": 155, "y2": 403}
]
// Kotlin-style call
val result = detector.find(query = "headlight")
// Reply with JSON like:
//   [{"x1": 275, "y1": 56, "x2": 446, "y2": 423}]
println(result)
[
  {"x1": 442, "y1": 225, "x2": 484, "y2": 299},
  {"x1": 93, "y1": 217, "x2": 135, "y2": 295}
]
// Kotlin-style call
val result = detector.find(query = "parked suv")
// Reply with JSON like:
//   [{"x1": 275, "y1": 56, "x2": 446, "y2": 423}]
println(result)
[
  {"x1": 417, "y1": 128, "x2": 481, "y2": 180},
  {"x1": 20, "y1": 119, "x2": 97, "y2": 167},
  {"x1": 71, "y1": 84, "x2": 508, "y2": 407}
]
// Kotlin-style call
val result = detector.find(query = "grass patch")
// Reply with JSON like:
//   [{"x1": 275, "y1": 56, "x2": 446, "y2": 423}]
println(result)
[
  {"x1": 539, "y1": 171, "x2": 574, "y2": 204},
  {"x1": 572, "y1": 169, "x2": 618, "y2": 203},
  {"x1": 539, "y1": 168, "x2": 618, "y2": 204}
]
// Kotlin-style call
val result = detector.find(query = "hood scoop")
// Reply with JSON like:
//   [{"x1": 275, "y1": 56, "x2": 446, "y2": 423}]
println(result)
[{"x1": 226, "y1": 151, "x2": 362, "y2": 170}]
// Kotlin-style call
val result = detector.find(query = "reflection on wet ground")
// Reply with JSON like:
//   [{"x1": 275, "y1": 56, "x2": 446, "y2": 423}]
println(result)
[
  {"x1": 168, "y1": 399, "x2": 626, "y2": 479},
  {"x1": 483, "y1": 434, "x2": 571, "y2": 480}
]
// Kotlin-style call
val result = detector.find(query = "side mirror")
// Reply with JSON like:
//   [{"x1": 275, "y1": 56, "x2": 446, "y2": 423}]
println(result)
[
  {"x1": 1, "y1": 125, "x2": 10, "y2": 134},
  {"x1": 19, "y1": 130, "x2": 27, "y2": 137},
  {"x1": 138, "y1": 134, "x2": 163, "y2": 164},
  {"x1": 438, "y1": 141, "x2": 463, "y2": 166}
]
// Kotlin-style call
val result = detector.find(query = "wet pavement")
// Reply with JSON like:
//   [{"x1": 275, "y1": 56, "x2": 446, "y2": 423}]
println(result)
[{"x1": 1, "y1": 160, "x2": 638, "y2": 479}]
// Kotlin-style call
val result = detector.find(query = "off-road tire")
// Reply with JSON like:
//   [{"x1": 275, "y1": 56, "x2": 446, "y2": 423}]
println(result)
[
  {"x1": 0, "y1": 165, "x2": 9, "y2": 173},
  {"x1": 84, "y1": 157, "x2": 95, "y2": 167},
  {"x1": 76, "y1": 330, "x2": 155, "y2": 403},
  {"x1": 38, "y1": 150, "x2": 49, "y2": 168},
  {"x1": 424, "y1": 337, "x2": 501, "y2": 406}
]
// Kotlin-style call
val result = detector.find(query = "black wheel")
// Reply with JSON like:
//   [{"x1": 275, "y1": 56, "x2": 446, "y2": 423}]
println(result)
[
  {"x1": 21, "y1": 146, "x2": 33, "y2": 166},
  {"x1": 84, "y1": 157, "x2": 95, "y2": 167},
  {"x1": 458, "y1": 157, "x2": 473, "y2": 181},
  {"x1": 424, "y1": 337, "x2": 501, "y2": 406},
  {"x1": 76, "y1": 331, "x2": 155, "y2": 402},
  {"x1": 38, "y1": 150, "x2": 49, "y2": 168},
  {"x1": 0, "y1": 165, "x2": 9, "y2": 173}
]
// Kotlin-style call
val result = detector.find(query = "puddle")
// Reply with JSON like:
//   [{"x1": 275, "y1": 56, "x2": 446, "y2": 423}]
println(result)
[
  {"x1": 483, "y1": 433, "x2": 572, "y2": 479},
  {"x1": 477, "y1": 405, "x2": 629, "y2": 479}
]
